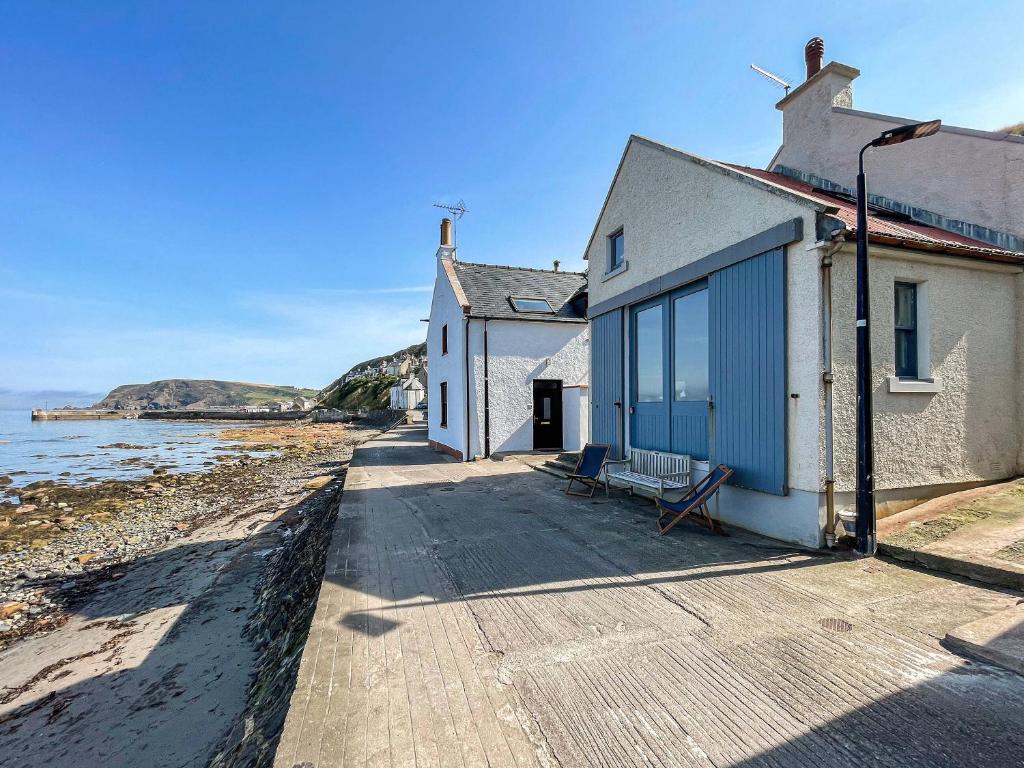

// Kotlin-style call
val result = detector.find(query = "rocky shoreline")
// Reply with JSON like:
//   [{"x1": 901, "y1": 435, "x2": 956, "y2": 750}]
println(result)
[
  {"x1": 0, "y1": 420, "x2": 359, "y2": 649},
  {"x1": 0, "y1": 417, "x2": 390, "y2": 766},
  {"x1": 209, "y1": 460, "x2": 346, "y2": 767}
]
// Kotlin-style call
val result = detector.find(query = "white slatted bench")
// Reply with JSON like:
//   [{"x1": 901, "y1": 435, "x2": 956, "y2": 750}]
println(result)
[{"x1": 605, "y1": 448, "x2": 691, "y2": 497}]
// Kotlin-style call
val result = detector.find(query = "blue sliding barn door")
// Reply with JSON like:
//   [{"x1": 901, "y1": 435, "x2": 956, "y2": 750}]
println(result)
[
  {"x1": 590, "y1": 309, "x2": 624, "y2": 458},
  {"x1": 709, "y1": 247, "x2": 787, "y2": 495}
]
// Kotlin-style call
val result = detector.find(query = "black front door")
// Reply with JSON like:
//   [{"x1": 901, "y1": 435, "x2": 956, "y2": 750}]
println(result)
[{"x1": 532, "y1": 379, "x2": 563, "y2": 450}]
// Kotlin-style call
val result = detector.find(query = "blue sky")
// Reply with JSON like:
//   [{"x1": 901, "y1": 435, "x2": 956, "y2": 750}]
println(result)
[{"x1": 2, "y1": 1, "x2": 1021, "y2": 403}]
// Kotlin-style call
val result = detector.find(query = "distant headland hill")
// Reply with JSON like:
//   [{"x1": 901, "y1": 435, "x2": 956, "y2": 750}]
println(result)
[{"x1": 93, "y1": 379, "x2": 319, "y2": 411}]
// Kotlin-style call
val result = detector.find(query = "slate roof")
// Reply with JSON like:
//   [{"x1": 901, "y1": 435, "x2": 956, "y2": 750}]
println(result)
[{"x1": 450, "y1": 261, "x2": 587, "y2": 322}]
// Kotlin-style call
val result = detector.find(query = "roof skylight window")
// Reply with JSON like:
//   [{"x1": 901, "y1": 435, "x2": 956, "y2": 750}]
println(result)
[{"x1": 509, "y1": 296, "x2": 554, "y2": 313}]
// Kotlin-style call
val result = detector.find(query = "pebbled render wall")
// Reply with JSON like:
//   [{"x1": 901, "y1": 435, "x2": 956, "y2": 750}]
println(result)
[
  {"x1": 468, "y1": 319, "x2": 589, "y2": 456},
  {"x1": 830, "y1": 244, "x2": 1023, "y2": 517}
]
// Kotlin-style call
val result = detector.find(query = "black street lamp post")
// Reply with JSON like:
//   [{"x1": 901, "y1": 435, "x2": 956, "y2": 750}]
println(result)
[{"x1": 854, "y1": 119, "x2": 941, "y2": 556}]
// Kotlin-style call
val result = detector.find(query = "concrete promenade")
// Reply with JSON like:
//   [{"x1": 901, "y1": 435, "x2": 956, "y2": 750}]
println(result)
[{"x1": 275, "y1": 424, "x2": 1024, "y2": 767}]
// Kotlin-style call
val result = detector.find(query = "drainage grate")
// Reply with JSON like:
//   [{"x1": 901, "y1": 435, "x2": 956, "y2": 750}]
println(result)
[{"x1": 819, "y1": 617, "x2": 853, "y2": 633}]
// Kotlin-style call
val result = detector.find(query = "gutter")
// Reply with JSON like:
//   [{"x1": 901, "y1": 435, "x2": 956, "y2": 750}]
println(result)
[
  {"x1": 465, "y1": 314, "x2": 586, "y2": 324},
  {"x1": 483, "y1": 319, "x2": 490, "y2": 458},
  {"x1": 464, "y1": 317, "x2": 471, "y2": 461},
  {"x1": 813, "y1": 235, "x2": 844, "y2": 546},
  {"x1": 841, "y1": 230, "x2": 1024, "y2": 265}
]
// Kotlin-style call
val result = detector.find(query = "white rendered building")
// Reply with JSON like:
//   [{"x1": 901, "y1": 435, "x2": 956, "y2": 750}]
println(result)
[{"x1": 426, "y1": 219, "x2": 589, "y2": 460}]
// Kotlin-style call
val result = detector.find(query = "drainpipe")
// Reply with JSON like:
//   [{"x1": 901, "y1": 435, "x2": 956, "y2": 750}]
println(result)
[
  {"x1": 483, "y1": 319, "x2": 491, "y2": 458},
  {"x1": 464, "y1": 317, "x2": 472, "y2": 461},
  {"x1": 819, "y1": 238, "x2": 843, "y2": 546}
]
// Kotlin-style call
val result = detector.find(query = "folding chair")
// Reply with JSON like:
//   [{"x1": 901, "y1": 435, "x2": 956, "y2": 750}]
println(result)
[
  {"x1": 654, "y1": 464, "x2": 734, "y2": 535},
  {"x1": 565, "y1": 443, "x2": 611, "y2": 498}
]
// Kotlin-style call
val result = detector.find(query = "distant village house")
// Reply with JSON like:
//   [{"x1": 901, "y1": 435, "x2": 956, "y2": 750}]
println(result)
[{"x1": 390, "y1": 376, "x2": 425, "y2": 411}]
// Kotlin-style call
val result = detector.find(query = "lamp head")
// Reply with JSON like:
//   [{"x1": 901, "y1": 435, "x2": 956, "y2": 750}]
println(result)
[{"x1": 871, "y1": 119, "x2": 942, "y2": 147}]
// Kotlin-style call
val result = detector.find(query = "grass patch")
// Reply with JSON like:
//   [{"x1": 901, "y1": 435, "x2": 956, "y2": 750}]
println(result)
[
  {"x1": 317, "y1": 376, "x2": 397, "y2": 411},
  {"x1": 885, "y1": 502, "x2": 994, "y2": 550},
  {"x1": 994, "y1": 538, "x2": 1024, "y2": 564}
]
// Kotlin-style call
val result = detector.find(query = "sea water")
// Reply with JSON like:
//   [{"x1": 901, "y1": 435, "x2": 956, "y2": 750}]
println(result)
[{"x1": 0, "y1": 409, "x2": 260, "y2": 488}]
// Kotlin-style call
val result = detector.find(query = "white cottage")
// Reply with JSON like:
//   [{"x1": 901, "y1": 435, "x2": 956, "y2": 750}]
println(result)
[
  {"x1": 389, "y1": 376, "x2": 425, "y2": 411},
  {"x1": 427, "y1": 219, "x2": 590, "y2": 460},
  {"x1": 585, "y1": 39, "x2": 1024, "y2": 548}
]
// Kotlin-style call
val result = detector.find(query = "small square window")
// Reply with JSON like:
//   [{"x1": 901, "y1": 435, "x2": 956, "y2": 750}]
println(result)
[
  {"x1": 894, "y1": 282, "x2": 918, "y2": 379},
  {"x1": 609, "y1": 230, "x2": 624, "y2": 272},
  {"x1": 509, "y1": 296, "x2": 554, "y2": 313}
]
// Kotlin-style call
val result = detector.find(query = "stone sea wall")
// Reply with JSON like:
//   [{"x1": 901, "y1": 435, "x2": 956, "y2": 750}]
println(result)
[{"x1": 208, "y1": 473, "x2": 346, "y2": 767}]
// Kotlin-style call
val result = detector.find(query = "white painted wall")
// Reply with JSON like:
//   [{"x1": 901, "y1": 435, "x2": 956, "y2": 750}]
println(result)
[
  {"x1": 390, "y1": 384, "x2": 424, "y2": 411},
  {"x1": 773, "y1": 64, "x2": 1024, "y2": 238},
  {"x1": 467, "y1": 319, "x2": 589, "y2": 456},
  {"x1": 1018, "y1": 273, "x2": 1024, "y2": 473},
  {"x1": 829, "y1": 244, "x2": 1023, "y2": 516},
  {"x1": 562, "y1": 386, "x2": 589, "y2": 452},
  {"x1": 585, "y1": 137, "x2": 828, "y2": 546},
  {"x1": 426, "y1": 258, "x2": 467, "y2": 458}
]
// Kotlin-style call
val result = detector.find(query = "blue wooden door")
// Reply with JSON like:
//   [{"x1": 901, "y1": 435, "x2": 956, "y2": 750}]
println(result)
[
  {"x1": 630, "y1": 296, "x2": 670, "y2": 451},
  {"x1": 590, "y1": 309, "x2": 624, "y2": 457},
  {"x1": 709, "y1": 247, "x2": 786, "y2": 495}
]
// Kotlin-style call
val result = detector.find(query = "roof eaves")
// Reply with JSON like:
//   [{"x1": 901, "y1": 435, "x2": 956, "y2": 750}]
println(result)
[
  {"x1": 581, "y1": 137, "x2": 636, "y2": 261},
  {"x1": 466, "y1": 313, "x2": 587, "y2": 324},
  {"x1": 456, "y1": 260, "x2": 586, "y2": 276},
  {"x1": 442, "y1": 259, "x2": 471, "y2": 313},
  {"x1": 832, "y1": 107, "x2": 1024, "y2": 145},
  {"x1": 840, "y1": 229, "x2": 1024, "y2": 264},
  {"x1": 707, "y1": 157, "x2": 836, "y2": 214},
  {"x1": 581, "y1": 134, "x2": 832, "y2": 260}
]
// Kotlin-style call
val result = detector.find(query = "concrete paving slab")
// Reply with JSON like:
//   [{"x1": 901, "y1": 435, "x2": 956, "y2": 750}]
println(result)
[
  {"x1": 879, "y1": 479, "x2": 1024, "y2": 590},
  {"x1": 945, "y1": 603, "x2": 1024, "y2": 677},
  {"x1": 275, "y1": 424, "x2": 1024, "y2": 768}
]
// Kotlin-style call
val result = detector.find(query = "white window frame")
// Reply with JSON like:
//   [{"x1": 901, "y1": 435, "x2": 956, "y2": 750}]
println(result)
[{"x1": 888, "y1": 279, "x2": 942, "y2": 393}]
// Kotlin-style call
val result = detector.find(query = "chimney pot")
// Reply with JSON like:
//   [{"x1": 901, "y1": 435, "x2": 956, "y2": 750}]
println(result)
[
  {"x1": 804, "y1": 37, "x2": 824, "y2": 80},
  {"x1": 553, "y1": 259, "x2": 560, "y2": 272},
  {"x1": 440, "y1": 218, "x2": 453, "y2": 247}
]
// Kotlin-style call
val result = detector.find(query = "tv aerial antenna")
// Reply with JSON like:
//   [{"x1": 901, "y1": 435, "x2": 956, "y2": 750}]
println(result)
[
  {"x1": 750, "y1": 64, "x2": 792, "y2": 95},
  {"x1": 433, "y1": 199, "x2": 468, "y2": 248}
]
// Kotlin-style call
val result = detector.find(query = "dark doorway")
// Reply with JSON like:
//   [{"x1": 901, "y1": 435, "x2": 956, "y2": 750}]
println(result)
[{"x1": 532, "y1": 379, "x2": 563, "y2": 450}]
